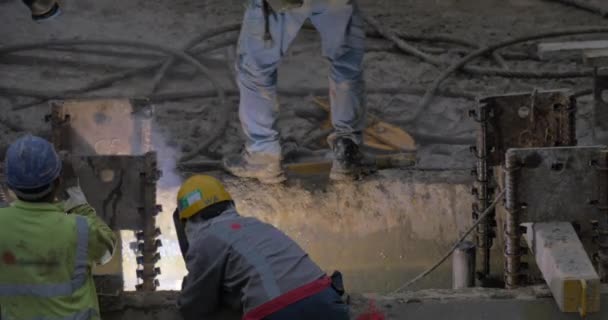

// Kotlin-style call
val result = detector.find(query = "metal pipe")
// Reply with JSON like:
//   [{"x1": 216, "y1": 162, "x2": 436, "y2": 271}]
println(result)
[
  {"x1": 453, "y1": 241, "x2": 476, "y2": 289},
  {"x1": 504, "y1": 151, "x2": 522, "y2": 289}
]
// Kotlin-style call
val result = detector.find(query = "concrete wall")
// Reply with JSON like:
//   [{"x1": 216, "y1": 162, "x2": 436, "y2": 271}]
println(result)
[{"x1": 223, "y1": 169, "x2": 475, "y2": 292}]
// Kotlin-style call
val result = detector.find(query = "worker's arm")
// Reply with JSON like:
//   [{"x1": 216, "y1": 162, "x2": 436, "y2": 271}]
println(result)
[
  {"x1": 59, "y1": 152, "x2": 117, "y2": 264},
  {"x1": 178, "y1": 234, "x2": 226, "y2": 320},
  {"x1": 64, "y1": 186, "x2": 117, "y2": 265}
]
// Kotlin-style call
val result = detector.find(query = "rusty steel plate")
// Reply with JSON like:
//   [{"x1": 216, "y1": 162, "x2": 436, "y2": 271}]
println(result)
[
  {"x1": 505, "y1": 146, "x2": 606, "y2": 224},
  {"x1": 50, "y1": 99, "x2": 153, "y2": 156},
  {"x1": 71, "y1": 153, "x2": 159, "y2": 230},
  {"x1": 479, "y1": 90, "x2": 576, "y2": 167}
]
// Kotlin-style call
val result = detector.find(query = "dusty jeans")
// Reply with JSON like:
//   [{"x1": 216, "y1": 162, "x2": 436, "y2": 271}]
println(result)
[{"x1": 236, "y1": 0, "x2": 366, "y2": 156}]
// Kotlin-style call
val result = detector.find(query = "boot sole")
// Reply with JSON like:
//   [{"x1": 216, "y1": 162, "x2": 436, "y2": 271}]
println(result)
[
  {"x1": 258, "y1": 173, "x2": 287, "y2": 184},
  {"x1": 225, "y1": 170, "x2": 287, "y2": 184}
]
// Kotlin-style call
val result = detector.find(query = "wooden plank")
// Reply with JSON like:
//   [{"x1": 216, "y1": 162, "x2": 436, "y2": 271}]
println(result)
[
  {"x1": 178, "y1": 153, "x2": 416, "y2": 175},
  {"x1": 523, "y1": 222, "x2": 601, "y2": 314},
  {"x1": 583, "y1": 48, "x2": 608, "y2": 67},
  {"x1": 537, "y1": 40, "x2": 608, "y2": 60}
]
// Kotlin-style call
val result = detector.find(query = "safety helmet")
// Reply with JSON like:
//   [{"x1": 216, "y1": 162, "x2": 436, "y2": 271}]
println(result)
[
  {"x1": 177, "y1": 175, "x2": 232, "y2": 220},
  {"x1": 4, "y1": 135, "x2": 62, "y2": 197}
]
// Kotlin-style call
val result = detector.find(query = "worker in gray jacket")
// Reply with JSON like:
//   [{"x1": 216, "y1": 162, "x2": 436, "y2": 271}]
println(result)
[{"x1": 173, "y1": 175, "x2": 350, "y2": 320}]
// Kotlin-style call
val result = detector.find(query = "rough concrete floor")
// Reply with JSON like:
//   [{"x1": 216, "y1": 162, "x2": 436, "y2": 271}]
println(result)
[{"x1": 100, "y1": 286, "x2": 608, "y2": 320}]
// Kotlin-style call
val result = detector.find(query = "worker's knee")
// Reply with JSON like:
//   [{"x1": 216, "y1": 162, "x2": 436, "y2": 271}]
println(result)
[
  {"x1": 330, "y1": 53, "x2": 364, "y2": 84},
  {"x1": 237, "y1": 56, "x2": 279, "y2": 91}
]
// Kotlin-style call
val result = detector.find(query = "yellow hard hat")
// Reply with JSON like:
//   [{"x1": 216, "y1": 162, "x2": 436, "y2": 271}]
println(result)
[{"x1": 177, "y1": 175, "x2": 232, "y2": 220}]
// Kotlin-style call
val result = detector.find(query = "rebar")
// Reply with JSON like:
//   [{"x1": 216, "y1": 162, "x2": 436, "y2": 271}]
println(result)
[
  {"x1": 474, "y1": 104, "x2": 494, "y2": 278},
  {"x1": 504, "y1": 151, "x2": 523, "y2": 289},
  {"x1": 136, "y1": 151, "x2": 161, "y2": 291},
  {"x1": 594, "y1": 151, "x2": 608, "y2": 282}
]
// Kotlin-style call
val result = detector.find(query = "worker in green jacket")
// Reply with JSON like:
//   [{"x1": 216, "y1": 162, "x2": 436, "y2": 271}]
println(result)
[{"x1": 0, "y1": 135, "x2": 117, "y2": 320}]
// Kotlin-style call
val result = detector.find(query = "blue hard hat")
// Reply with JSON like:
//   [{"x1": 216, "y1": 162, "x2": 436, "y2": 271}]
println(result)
[{"x1": 4, "y1": 135, "x2": 62, "y2": 191}]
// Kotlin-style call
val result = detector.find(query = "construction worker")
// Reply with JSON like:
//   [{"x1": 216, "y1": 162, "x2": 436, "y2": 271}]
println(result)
[
  {"x1": 223, "y1": 0, "x2": 367, "y2": 183},
  {"x1": 174, "y1": 175, "x2": 349, "y2": 320},
  {"x1": 0, "y1": 135, "x2": 117, "y2": 319}
]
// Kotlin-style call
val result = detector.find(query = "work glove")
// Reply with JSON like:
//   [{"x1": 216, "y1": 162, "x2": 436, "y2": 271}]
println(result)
[{"x1": 59, "y1": 152, "x2": 88, "y2": 211}]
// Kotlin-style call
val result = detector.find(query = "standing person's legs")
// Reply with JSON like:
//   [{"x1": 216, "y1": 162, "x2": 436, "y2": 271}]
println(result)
[
  {"x1": 309, "y1": 0, "x2": 367, "y2": 180},
  {"x1": 224, "y1": 0, "x2": 308, "y2": 183}
]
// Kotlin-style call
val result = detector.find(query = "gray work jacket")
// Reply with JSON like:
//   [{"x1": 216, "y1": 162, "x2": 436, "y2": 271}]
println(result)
[{"x1": 177, "y1": 208, "x2": 325, "y2": 319}]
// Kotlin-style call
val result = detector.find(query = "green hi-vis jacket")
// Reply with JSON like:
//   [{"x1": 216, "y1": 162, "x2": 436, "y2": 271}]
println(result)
[{"x1": 0, "y1": 200, "x2": 117, "y2": 319}]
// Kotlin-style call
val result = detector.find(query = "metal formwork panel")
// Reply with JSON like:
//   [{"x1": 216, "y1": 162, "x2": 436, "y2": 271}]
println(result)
[
  {"x1": 470, "y1": 90, "x2": 577, "y2": 281},
  {"x1": 72, "y1": 154, "x2": 158, "y2": 230},
  {"x1": 479, "y1": 90, "x2": 577, "y2": 167},
  {"x1": 506, "y1": 147, "x2": 605, "y2": 223},
  {"x1": 50, "y1": 99, "x2": 161, "y2": 292},
  {"x1": 49, "y1": 99, "x2": 153, "y2": 156},
  {"x1": 504, "y1": 146, "x2": 608, "y2": 288}
]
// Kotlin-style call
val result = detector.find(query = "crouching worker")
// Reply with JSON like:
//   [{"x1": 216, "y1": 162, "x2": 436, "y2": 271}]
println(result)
[
  {"x1": 0, "y1": 135, "x2": 117, "y2": 319},
  {"x1": 174, "y1": 175, "x2": 350, "y2": 320}
]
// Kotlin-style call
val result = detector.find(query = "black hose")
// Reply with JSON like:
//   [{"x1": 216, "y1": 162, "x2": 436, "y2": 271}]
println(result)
[
  {"x1": 8, "y1": 32, "x2": 238, "y2": 111},
  {"x1": 413, "y1": 26, "x2": 608, "y2": 122},
  {"x1": 364, "y1": 14, "x2": 597, "y2": 81},
  {"x1": 547, "y1": 0, "x2": 608, "y2": 18},
  {"x1": 149, "y1": 23, "x2": 241, "y2": 93},
  {"x1": 390, "y1": 190, "x2": 506, "y2": 293},
  {"x1": 0, "y1": 85, "x2": 476, "y2": 102},
  {"x1": 363, "y1": 15, "x2": 443, "y2": 65},
  {"x1": 369, "y1": 29, "x2": 510, "y2": 68},
  {"x1": 0, "y1": 39, "x2": 228, "y2": 162}
]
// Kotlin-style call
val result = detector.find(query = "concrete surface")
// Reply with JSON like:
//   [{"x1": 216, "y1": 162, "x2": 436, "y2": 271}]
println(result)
[
  {"x1": 149, "y1": 169, "x2": 477, "y2": 292},
  {"x1": 100, "y1": 286, "x2": 608, "y2": 320}
]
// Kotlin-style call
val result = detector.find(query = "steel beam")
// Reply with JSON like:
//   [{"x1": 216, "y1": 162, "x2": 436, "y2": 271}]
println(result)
[{"x1": 523, "y1": 222, "x2": 600, "y2": 315}]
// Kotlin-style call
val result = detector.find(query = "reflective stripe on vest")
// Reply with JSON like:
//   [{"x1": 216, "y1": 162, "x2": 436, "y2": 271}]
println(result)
[
  {"x1": 2, "y1": 308, "x2": 97, "y2": 320},
  {"x1": 0, "y1": 216, "x2": 89, "y2": 297}
]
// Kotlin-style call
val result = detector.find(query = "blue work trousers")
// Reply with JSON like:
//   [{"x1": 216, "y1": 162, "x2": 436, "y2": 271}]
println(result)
[
  {"x1": 264, "y1": 287, "x2": 350, "y2": 320},
  {"x1": 237, "y1": 0, "x2": 366, "y2": 156}
]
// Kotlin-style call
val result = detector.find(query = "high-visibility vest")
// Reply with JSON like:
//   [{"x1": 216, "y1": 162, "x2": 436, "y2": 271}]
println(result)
[{"x1": 0, "y1": 201, "x2": 101, "y2": 320}]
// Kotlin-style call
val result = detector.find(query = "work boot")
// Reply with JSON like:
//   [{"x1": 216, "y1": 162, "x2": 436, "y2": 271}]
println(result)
[
  {"x1": 223, "y1": 151, "x2": 286, "y2": 184},
  {"x1": 330, "y1": 138, "x2": 373, "y2": 181}
]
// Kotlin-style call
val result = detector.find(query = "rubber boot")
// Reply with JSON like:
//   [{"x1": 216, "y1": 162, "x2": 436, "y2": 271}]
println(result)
[
  {"x1": 223, "y1": 151, "x2": 286, "y2": 184},
  {"x1": 329, "y1": 138, "x2": 373, "y2": 181}
]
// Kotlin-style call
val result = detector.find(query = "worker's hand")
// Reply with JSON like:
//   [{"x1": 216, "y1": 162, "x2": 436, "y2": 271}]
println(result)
[
  {"x1": 59, "y1": 151, "x2": 89, "y2": 211},
  {"x1": 59, "y1": 151, "x2": 79, "y2": 189},
  {"x1": 64, "y1": 186, "x2": 88, "y2": 212}
]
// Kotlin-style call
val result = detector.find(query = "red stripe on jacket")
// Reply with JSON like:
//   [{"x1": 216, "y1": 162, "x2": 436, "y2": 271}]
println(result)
[{"x1": 243, "y1": 276, "x2": 332, "y2": 320}]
